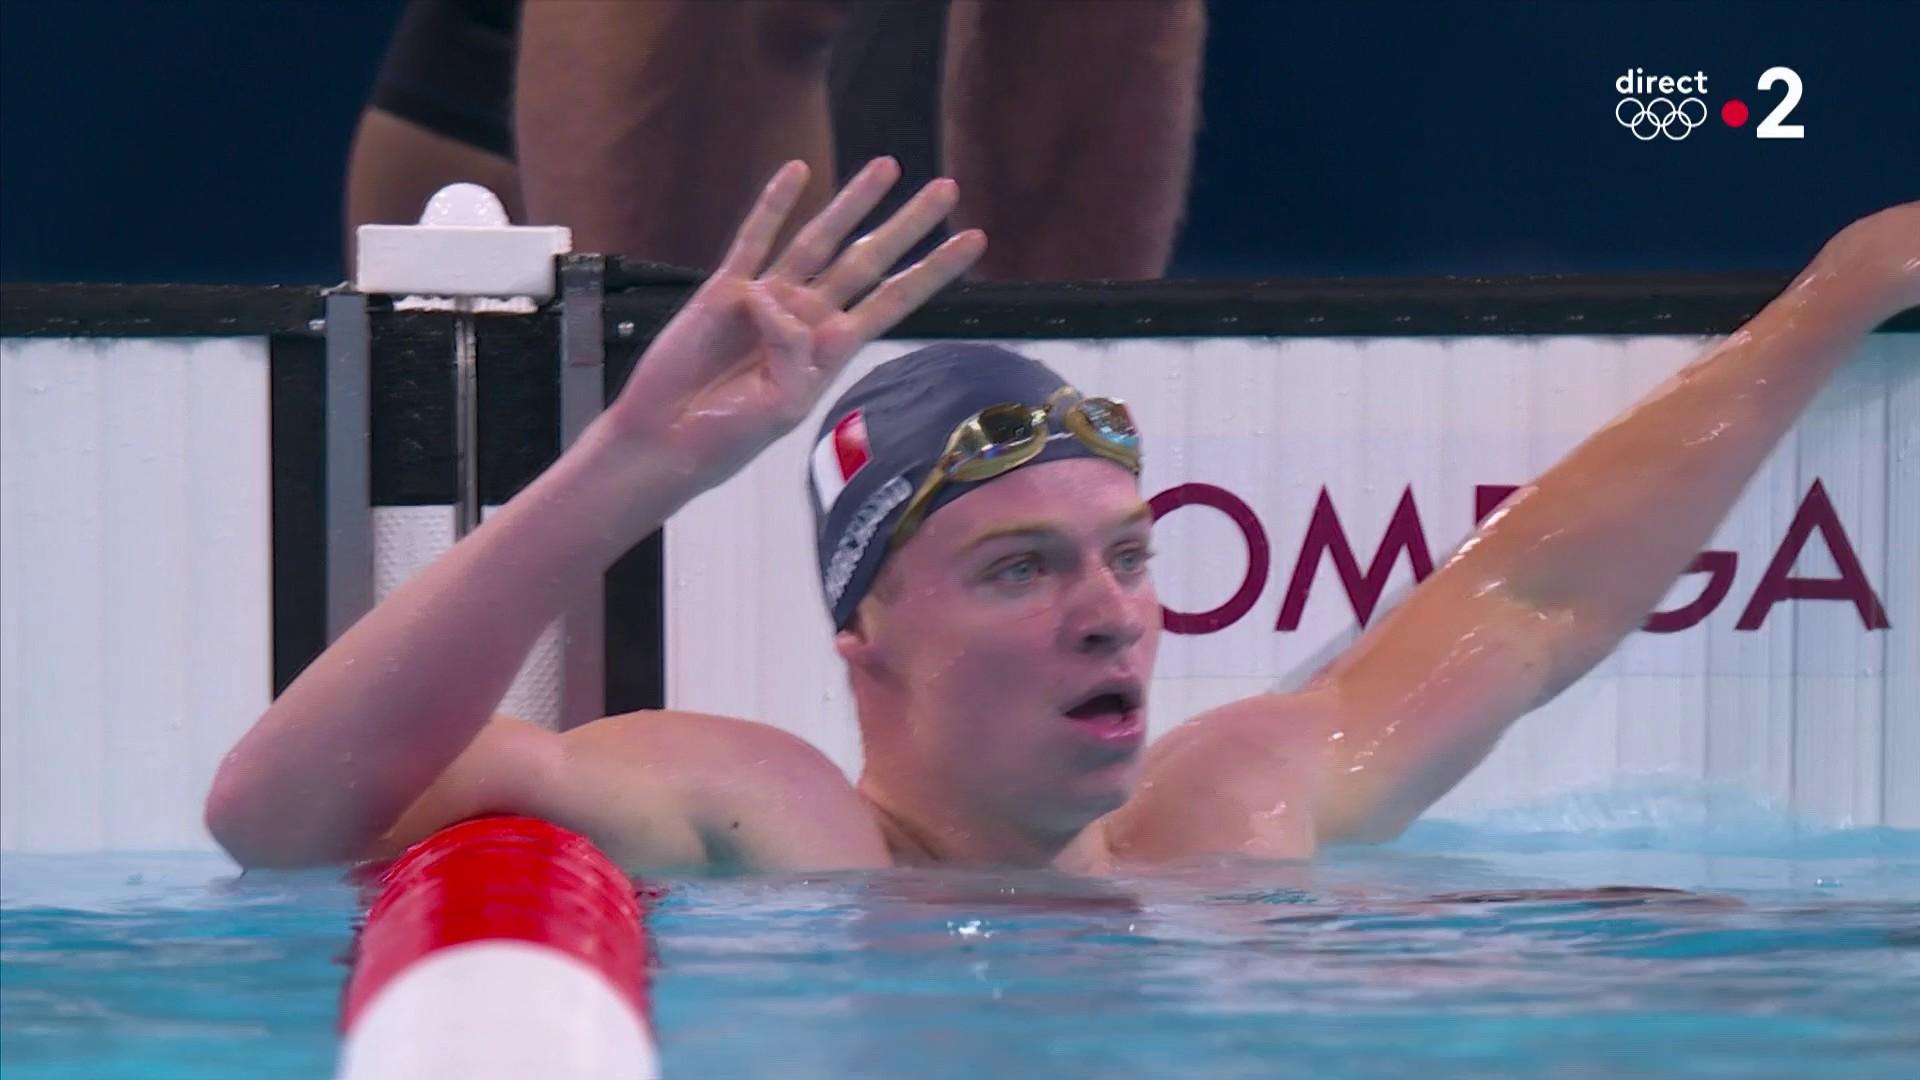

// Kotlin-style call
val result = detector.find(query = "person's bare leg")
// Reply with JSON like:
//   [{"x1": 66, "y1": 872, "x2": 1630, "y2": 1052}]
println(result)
[
  {"x1": 516, "y1": 0, "x2": 850, "y2": 269},
  {"x1": 343, "y1": 107, "x2": 526, "y2": 269},
  {"x1": 942, "y1": 0, "x2": 1206, "y2": 280}
]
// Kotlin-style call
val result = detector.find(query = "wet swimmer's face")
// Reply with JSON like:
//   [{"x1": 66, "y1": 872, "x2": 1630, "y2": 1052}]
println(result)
[{"x1": 845, "y1": 458, "x2": 1161, "y2": 830}]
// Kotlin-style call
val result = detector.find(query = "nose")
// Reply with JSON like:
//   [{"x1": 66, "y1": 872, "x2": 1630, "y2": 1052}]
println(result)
[{"x1": 1063, "y1": 566, "x2": 1148, "y2": 658}]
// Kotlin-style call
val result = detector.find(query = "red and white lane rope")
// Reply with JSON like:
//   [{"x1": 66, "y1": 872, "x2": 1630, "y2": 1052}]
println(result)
[{"x1": 337, "y1": 816, "x2": 659, "y2": 1079}]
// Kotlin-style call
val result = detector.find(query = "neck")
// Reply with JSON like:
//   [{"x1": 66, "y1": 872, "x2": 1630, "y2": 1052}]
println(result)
[
  {"x1": 856, "y1": 773, "x2": 1088, "y2": 868},
  {"x1": 849, "y1": 672, "x2": 1109, "y2": 869}
]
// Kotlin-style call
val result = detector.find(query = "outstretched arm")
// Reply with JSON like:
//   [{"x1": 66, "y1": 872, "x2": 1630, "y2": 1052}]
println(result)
[
  {"x1": 1122, "y1": 203, "x2": 1918, "y2": 860},
  {"x1": 205, "y1": 159, "x2": 984, "y2": 868},
  {"x1": 1298, "y1": 202, "x2": 1918, "y2": 842}
]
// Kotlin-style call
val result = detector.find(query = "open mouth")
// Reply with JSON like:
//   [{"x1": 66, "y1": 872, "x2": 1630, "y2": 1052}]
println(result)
[
  {"x1": 1061, "y1": 683, "x2": 1145, "y2": 745},
  {"x1": 1064, "y1": 691, "x2": 1139, "y2": 721}
]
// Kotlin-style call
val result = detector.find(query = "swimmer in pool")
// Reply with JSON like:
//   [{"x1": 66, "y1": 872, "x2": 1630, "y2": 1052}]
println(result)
[{"x1": 206, "y1": 160, "x2": 1919, "y2": 873}]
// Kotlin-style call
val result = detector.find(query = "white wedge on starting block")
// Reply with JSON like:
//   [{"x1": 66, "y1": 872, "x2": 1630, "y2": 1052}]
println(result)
[{"x1": 354, "y1": 183, "x2": 572, "y2": 309}]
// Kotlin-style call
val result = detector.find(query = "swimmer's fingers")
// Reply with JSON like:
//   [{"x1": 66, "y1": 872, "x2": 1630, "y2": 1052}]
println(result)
[
  {"x1": 818, "y1": 230, "x2": 988, "y2": 362},
  {"x1": 714, "y1": 161, "x2": 811, "y2": 280},
  {"x1": 745, "y1": 282, "x2": 816, "y2": 399},
  {"x1": 814, "y1": 177, "x2": 963, "y2": 310},
  {"x1": 765, "y1": 158, "x2": 900, "y2": 285}
]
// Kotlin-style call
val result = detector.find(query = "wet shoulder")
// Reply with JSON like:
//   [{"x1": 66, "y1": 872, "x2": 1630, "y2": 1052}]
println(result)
[
  {"x1": 1101, "y1": 691, "x2": 1334, "y2": 865},
  {"x1": 558, "y1": 710, "x2": 889, "y2": 872}
]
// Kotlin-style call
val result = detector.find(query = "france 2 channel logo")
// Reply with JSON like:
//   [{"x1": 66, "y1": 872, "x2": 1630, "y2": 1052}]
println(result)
[{"x1": 1613, "y1": 66, "x2": 1806, "y2": 141}]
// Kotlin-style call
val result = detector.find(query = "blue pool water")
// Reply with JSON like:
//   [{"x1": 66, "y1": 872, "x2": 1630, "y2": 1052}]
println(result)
[{"x1": 4, "y1": 785, "x2": 1918, "y2": 1079}]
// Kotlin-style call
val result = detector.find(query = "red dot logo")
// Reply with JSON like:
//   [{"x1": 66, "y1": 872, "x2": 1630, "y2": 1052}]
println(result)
[{"x1": 1722, "y1": 100, "x2": 1750, "y2": 127}]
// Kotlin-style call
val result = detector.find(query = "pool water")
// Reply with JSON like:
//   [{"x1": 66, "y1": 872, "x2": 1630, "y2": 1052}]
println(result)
[{"x1": 5, "y1": 785, "x2": 1918, "y2": 1079}]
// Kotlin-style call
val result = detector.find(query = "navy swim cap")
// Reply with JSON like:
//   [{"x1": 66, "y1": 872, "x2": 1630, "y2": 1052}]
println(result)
[{"x1": 808, "y1": 343, "x2": 1130, "y2": 629}]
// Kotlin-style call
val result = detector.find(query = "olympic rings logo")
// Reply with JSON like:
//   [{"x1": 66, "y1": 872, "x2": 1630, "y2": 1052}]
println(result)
[{"x1": 1615, "y1": 96, "x2": 1708, "y2": 141}]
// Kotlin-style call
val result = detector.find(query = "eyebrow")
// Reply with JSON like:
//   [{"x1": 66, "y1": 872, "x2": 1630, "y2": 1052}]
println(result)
[{"x1": 959, "y1": 503, "x2": 1154, "y2": 553}]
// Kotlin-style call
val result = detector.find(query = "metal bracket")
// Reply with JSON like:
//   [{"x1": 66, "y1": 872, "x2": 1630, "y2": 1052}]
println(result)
[
  {"x1": 322, "y1": 292, "x2": 373, "y2": 643},
  {"x1": 557, "y1": 256, "x2": 609, "y2": 729}
]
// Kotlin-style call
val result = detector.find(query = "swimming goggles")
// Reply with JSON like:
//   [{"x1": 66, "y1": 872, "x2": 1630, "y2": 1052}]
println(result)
[{"x1": 890, "y1": 387, "x2": 1141, "y2": 547}]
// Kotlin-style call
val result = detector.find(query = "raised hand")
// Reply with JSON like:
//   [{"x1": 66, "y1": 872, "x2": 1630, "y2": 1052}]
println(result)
[{"x1": 606, "y1": 158, "x2": 987, "y2": 484}]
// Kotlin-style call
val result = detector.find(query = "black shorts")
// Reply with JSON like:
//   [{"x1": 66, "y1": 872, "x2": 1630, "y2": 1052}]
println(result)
[
  {"x1": 369, "y1": 0, "x2": 519, "y2": 159},
  {"x1": 368, "y1": 0, "x2": 948, "y2": 189}
]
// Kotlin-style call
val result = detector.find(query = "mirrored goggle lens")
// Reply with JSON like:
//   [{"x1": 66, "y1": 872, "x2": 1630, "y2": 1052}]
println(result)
[
  {"x1": 1079, "y1": 398, "x2": 1138, "y2": 446},
  {"x1": 972, "y1": 404, "x2": 1041, "y2": 448}
]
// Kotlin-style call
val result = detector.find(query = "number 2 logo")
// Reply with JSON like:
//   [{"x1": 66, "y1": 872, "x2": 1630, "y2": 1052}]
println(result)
[{"x1": 1756, "y1": 66, "x2": 1804, "y2": 139}]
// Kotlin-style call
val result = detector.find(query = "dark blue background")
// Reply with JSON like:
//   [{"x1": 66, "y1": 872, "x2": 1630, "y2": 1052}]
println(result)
[{"x1": 3, "y1": 0, "x2": 1915, "y2": 285}]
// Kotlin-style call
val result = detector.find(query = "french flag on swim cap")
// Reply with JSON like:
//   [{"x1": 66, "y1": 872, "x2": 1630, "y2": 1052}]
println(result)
[{"x1": 810, "y1": 409, "x2": 872, "y2": 512}]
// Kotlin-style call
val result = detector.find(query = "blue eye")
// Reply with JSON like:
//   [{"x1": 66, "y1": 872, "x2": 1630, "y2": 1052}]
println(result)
[
  {"x1": 1113, "y1": 546, "x2": 1154, "y2": 575},
  {"x1": 993, "y1": 557, "x2": 1043, "y2": 585}
]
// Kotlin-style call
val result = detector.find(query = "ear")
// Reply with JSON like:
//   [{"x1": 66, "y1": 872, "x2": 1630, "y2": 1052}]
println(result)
[
  {"x1": 834, "y1": 604, "x2": 889, "y2": 674},
  {"x1": 833, "y1": 626, "x2": 861, "y2": 658}
]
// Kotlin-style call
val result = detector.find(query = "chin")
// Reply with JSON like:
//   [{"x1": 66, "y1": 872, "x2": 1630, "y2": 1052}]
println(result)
[{"x1": 1055, "y1": 773, "x2": 1136, "y2": 825}]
